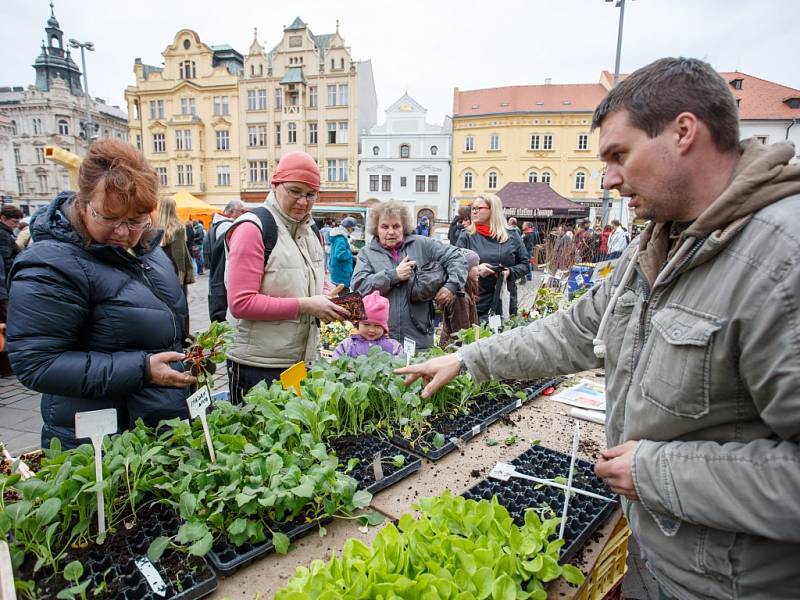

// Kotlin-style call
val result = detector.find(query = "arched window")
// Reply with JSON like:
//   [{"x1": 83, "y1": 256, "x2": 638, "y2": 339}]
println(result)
[
  {"x1": 464, "y1": 172, "x2": 473, "y2": 189},
  {"x1": 528, "y1": 172, "x2": 537, "y2": 183},
  {"x1": 340, "y1": 58, "x2": 345, "y2": 69},
  {"x1": 38, "y1": 173, "x2": 48, "y2": 193},
  {"x1": 10, "y1": 120, "x2": 17, "y2": 135},
  {"x1": 488, "y1": 171, "x2": 498, "y2": 189},
  {"x1": 430, "y1": 145, "x2": 438, "y2": 156},
  {"x1": 57, "y1": 119, "x2": 69, "y2": 135},
  {"x1": 330, "y1": 58, "x2": 335, "y2": 70},
  {"x1": 399, "y1": 144, "x2": 410, "y2": 159},
  {"x1": 575, "y1": 172, "x2": 586, "y2": 190},
  {"x1": 251, "y1": 64, "x2": 255, "y2": 76},
  {"x1": 541, "y1": 171, "x2": 551, "y2": 185},
  {"x1": 32, "y1": 118, "x2": 42, "y2": 135},
  {"x1": 372, "y1": 146, "x2": 379, "y2": 156},
  {"x1": 259, "y1": 64, "x2": 263, "y2": 76}
]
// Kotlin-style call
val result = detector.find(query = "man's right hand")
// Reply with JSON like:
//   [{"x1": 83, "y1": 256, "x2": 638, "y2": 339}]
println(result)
[
  {"x1": 396, "y1": 257, "x2": 417, "y2": 281},
  {"x1": 299, "y1": 295, "x2": 349, "y2": 322},
  {"x1": 395, "y1": 353, "x2": 462, "y2": 398}
]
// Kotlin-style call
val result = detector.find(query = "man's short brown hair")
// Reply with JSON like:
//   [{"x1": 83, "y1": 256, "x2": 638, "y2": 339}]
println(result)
[
  {"x1": 1, "y1": 205, "x2": 24, "y2": 220},
  {"x1": 592, "y1": 57, "x2": 740, "y2": 153}
]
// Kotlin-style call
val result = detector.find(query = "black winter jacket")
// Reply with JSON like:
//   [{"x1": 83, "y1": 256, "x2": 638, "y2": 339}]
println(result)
[{"x1": 7, "y1": 192, "x2": 190, "y2": 449}]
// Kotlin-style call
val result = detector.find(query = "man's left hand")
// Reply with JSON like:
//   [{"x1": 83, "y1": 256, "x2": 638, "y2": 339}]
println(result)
[
  {"x1": 595, "y1": 440, "x2": 640, "y2": 501},
  {"x1": 434, "y1": 287, "x2": 454, "y2": 306}
]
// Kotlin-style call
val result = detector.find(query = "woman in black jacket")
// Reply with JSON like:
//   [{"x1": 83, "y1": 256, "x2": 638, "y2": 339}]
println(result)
[
  {"x1": 456, "y1": 193, "x2": 529, "y2": 319},
  {"x1": 7, "y1": 139, "x2": 196, "y2": 449}
]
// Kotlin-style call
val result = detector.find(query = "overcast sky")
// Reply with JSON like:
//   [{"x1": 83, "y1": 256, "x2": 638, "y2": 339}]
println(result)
[{"x1": 2, "y1": 0, "x2": 798, "y2": 126}]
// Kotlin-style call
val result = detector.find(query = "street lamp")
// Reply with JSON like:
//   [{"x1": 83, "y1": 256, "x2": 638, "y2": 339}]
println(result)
[
  {"x1": 600, "y1": 0, "x2": 628, "y2": 226},
  {"x1": 68, "y1": 38, "x2": 95, "y2": 144}
]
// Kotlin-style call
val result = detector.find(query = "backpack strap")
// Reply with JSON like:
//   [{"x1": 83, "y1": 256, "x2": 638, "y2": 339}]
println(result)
[{"x1": 250, "y1": 206, "x2": 279, "y2": 263}]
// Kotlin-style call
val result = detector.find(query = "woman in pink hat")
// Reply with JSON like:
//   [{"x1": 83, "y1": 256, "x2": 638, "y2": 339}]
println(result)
[
  {"x1": 224, "y1": 150, "x2": 348, "y2": 402},
  {"x1": 331, "y1": 291, "x2": 403, "y2": 359}
]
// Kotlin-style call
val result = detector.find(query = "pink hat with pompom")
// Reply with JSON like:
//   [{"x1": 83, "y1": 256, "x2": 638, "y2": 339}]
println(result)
[{"x1": 361, "y1": 290, "x2": 390, "y2": 334}]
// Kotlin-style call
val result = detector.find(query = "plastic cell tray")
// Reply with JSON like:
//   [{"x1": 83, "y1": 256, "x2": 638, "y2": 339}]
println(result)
[
  {"x1": 328, "y1": 433, "x2": 422, "y2": 495},
  {"x1": 462, "y1": 444, "x2": 618, "y2": 564},
  {"x1": 391, "y1": 412, "x2": 485, "y2": 460}
]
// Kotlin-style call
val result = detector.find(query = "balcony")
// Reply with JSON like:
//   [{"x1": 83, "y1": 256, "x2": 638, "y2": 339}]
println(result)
[{"x1": 283, "y1": 105, "x2": 303, "y2": 116}]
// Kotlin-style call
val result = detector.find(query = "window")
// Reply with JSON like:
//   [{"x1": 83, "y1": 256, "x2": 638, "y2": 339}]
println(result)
[
  {"x1": 58, "y1": 119, "x2": 69, "y2": 135},
  {"x1": 400, "y1": 144, "x2": 410, "y2": 159},
  {"x1": 543, "y1": 134, "x2": 553, "y2": 150},
  {"x1": 309, "y1": 122, "x2": 318, "y2": 145},
  {"x1": 327, "y1": 159, "x2": 336, "y2": 181},
  {"x1": 180, "y1": 98, "x2": 196, "y2": 115},
  {"x1": 179, "y1": 129, "x2": 191, "y2": 150},
  {"x1": 135, "y1": 134, "x2": 141, "y2": 150},
  {"x1": 575, "y1": 172, "x2": 586, "y2": 190},
  {"x1": 464, "y1": 172, "x2": 473, "y2": 189},
  {"x1": 258, "y1": 88, "x2": 267, "y2": 110},
  {"x1": 259, "y1": 160, "x2": 268, "y2": 182},
  {"x1": 249, "y1": 161, "x2": 258, "y2": 183},
  {"x1": 400, "y1": 176, "x2": 407, "y2": 187},
  {"x1": 248, "y1": 126, "x2": 257, "y2": 146},
  {"x1": 464, "y1": 136, "x2": 474, "y2": 151},
  {"x1": 150, "y1": 101, "x2": 157, "y2": 120},
  {"x1": 17, "y1": 172, "x2": 23, "y2": 193},
  {"x1": 153, "y1": 133, "x2": 165, "y2": 153},
  {"x1": 10, "y1": 120, "x2": 16, "y2": 135},
  {"x1": 338, "y1": 84, "x2": 348, "y2": 105},
  {"x1": 528, "y1": 172, "x2": 538, "y2": 183},
  {"x1": 176, "y1": 164, "x2": 193, "y2": 186},
  {"x1": 217, "y1": 165, "x2": 231, "y2": 186},
  {"x1": 215, "y1": 130, "x2": 230, "y2": 150},
  {"x1": 327, "y1": 85, "x2": 337, "y2": 107},
  {"x1": 490, "y1": 134, "x2": 500, "y2": 150},
  {"x1": 416, "y1": 175, "x2": 425, "y2": 192},
  {"x1": 430, "y1": 145, "x2": 438, "y2": 156},
  {"x1": 577, "y1": 134, "x2": 588, "y2": 150},
  {"x1": 488, "y1": 171, "x2": 497, "y2": 189},
  {"x1": 275, "y1": 88, "x2": 282, "y2": 109},
  {"x1": 247, "y1": 90, "x2": 257, "y2": 111},
  {"x1": 326, "y1": 160, "x2": 347, "y2": 181},
  {"x1": 372, "y1": 146, "x2": 379, "y2": 156},
  {"x1": 731, "y1": 78, "x2": 743, "y2": 90},
  {"x1": 213, "y1": 96, "x2": 229, "y2": 116},
  {"x1": 530, "y1": 134, "x2": 540, "y2": 150},
  {"x1": 369, "y1": 175, "x2": 379, "y2": 192},
  {"x1": 38, "y1": 173, "x2": 47, "y2": 193},
  {"x1": 309, "y1": 86, "x2": 318, "y2": 107},
  {"x1": 32, "y1": 118, "x2": 42, "y2": 135},
  {"x1": 275, "y1": 124, "x2": 281, "y2": 145},
  {"x1": 381, "y1": 175, "x2": 391, "y2": 192},
  {"x1": 541, "y1": 171, "x2": 551, "y2": 185},
  {"x1": 179, "y1": 60, "x2": 195, "y2": 79},
  {"x1": 157, "y1": 100, "x2": 164, "y2": 118},
  {"x1": 175, "y1": 130, "x2": 184, "y2": 150},
  {"x1": 339, "y1": 159, "x2": 348, "y2": 182},
  {"x1": 327, "y1": 122, "x2": 337, "y2": 144},
  {"x1": 156, "y1": 167, "x2": 167, "y2": 186},
  {"x1": 338, "y1": 122, "x2": 348, "y2": 144},
  {"x1": 287, "y1": 122, "x2": 297, "y2": 144},
  {"x1": 132, "y1": 101, "x2": 140, "y2": 120},
  {"x1": 427, "y1": 175, "x2": 438, "y2": 193},
  {"x1": 13, "y1": 147, "x2": 20, "y2": 164}
]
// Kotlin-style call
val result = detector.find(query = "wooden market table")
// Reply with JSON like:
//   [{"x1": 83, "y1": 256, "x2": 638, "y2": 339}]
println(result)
[{"x1": 211, "y1": 374, "x2": 628, "y2": 599}]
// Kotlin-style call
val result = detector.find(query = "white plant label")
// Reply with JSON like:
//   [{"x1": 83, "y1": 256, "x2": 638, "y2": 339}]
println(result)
[
  {"x1": 515, "y1": 398, "x2": 523, "y2": 409},
  {"x1": 403, "y1": 338, "x2": 416, "y2": 367},
  {"x1": 75, "y1": 408, "x2": 117, "y2": 538},
  {"x1": 135, "y1": 556, "x2": 167, "y2": 597},
  {"x1": 186, "y1": 387, "x2": 216, "y2": 463},
  {"x1": 488, "y1": 314, "x2": 502, "y2": 334},
  {"x1": 471, "y1": 425, "x2": 481, "y2": 437},
  {"x1": 473, "y1": 324, "x2": 481, "y2": 341},
  {"x1": 372, "y1": 452, "x2": 384, "y2": 482}
]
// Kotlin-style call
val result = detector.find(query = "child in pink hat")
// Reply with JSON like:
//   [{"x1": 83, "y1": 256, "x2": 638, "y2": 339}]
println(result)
[{"x1": 331, "y1": 291, "x2": 404, "y2": 359}]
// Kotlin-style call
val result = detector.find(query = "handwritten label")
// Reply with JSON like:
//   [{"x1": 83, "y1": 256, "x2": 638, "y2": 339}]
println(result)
[
  {"x1": 135, "y1": 557, "x2": 167, "y2": 597},
  {"x1": 75, "y1": 408, "x2": 118, "y2": 538},
  {"x1": 185, "y1": 387, "x2": 216, "y2": 463},
  {"x1": 403, "y1": 338, "x2": 416, "y2": 367},
  {"x1": 488, "y1": 314, "x2": 502, "y2": 334},
  {"x1": 372, "y1": 452, "x2": 384, "y2": 482}
]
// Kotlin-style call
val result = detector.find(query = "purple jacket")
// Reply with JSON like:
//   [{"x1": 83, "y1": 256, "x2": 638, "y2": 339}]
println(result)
[{"x1": 331, "y1": 334, "x2": 404, "y2": 359}]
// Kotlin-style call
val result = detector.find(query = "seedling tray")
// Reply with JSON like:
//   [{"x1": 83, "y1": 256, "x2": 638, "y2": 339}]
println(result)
[
  {"x1": 391, "y1": 412, "x2": 485, "y2": 460},
  {"x1": 328, "y1": 433, "x2": 422, "y2": 495},
  {"x1": 500, "y1": 377, "x2": 566, "y2": 415},
  {"x1": 22, "y1": 503, "x2": 217, "y2": 599},
  {"x1": 462, "y1": 444, "x2": 617, "y2": 563},
  {"x1": 207, "y1": 514, "x2": 329, "y2": 575}
]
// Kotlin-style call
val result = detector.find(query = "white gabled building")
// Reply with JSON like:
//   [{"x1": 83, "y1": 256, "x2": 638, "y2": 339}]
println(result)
[{"x1": 358, "y1": 93, "x2": 452, "y2": 222}]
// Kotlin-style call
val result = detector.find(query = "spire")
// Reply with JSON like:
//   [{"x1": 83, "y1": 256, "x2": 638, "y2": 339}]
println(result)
[
  {"x1": 47, "y1": 0, "x2": 60, "y2": 28},
  {"x1": 248, "y1": 27, "x2": 264, "y2": 55},
  {"x1": 336, "y1": 19, "x2": 340, "y2": 34}
]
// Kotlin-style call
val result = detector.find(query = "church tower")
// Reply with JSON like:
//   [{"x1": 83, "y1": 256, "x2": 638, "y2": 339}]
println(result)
[{"x1": 32, "y1": 1, "x2": 84, "y2": 96}]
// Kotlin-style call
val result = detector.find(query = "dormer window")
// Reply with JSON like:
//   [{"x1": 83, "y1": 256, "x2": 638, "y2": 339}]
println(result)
[
  {"x1": 731, "y1": 78, "x2": 743, "y2": 90},
  {"x1": 372, "y1": 146, "x2": 379, "y2": 156},
  {"x1": 183, "y1": 39, "x2": 191, "y2": 50},
  {"x1": 400, "y1": 144, "x2": 410, "y2": 159},
  {"x1": 784, "y1": 97, "x2": 800, "y2": 109},
  {"x1": 179, "y1": 60, "x2": 196, "y2": 79}
]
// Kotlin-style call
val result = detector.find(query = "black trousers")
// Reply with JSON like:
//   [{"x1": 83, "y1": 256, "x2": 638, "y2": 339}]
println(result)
[{"x1": 226, "y1": 360, "x2": 283, "y2": 404}]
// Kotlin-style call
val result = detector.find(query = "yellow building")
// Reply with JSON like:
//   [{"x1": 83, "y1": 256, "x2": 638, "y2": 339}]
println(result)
[
  {"x1": 125, "y1": 19, "x2": 377, "y2": 208},
  {"x1": 125, "y1": 30, "x2": 243, "y2": 207},
  {"x1": 451, "y1": 78, "x2": 617, "y2": 212}
]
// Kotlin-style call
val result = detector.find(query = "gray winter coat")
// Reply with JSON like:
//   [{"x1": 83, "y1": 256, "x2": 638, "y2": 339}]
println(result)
[
  {"x1": 352, "y1": 235, "x2": 466, "y2": 349},
  {"x1": 459, "y1": 141, "x2": 800, "y2": 599}
]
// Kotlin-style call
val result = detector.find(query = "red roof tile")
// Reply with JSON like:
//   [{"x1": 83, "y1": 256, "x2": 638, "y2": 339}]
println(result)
[{"x1": 452, "y1": 83, "x2": 608, "y2": 117}]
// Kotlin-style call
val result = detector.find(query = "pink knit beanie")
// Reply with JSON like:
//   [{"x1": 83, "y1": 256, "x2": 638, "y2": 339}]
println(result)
[
  {"x1": 361, "y1": 290, "x2": 390, "y2": 334},
  {"x1": 272, "y1": 151, "x2": 320, "y2": 190}
]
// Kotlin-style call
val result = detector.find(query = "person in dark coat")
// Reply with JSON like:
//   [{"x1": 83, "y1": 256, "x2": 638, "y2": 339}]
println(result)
[
  {"x1": 456, "y1": 193, "x2": 529, "y2": 318},
  {"x1": 6, "y1": 139, "x2": 196, "y2": 449},
  {"x1": 447, "y1": 206, "x2": 472, "y2": 246},
  {"x1": 0, "y1": 204, "x2": 22, "y2": 376}
]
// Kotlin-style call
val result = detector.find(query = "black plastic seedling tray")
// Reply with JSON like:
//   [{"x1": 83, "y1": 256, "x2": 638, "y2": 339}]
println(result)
[
  {"x1": 328, "y1": 433, "x2": 422, "y2": 495},
  {"x1": 500, "y1": 377, "x2": 566, "y2": 415},
  {"x1": 28, "y1": 503, "x2": 217, "y2": 600},
  {"x1": 391, "y1": 411, "x2": 485, "y2": 460},
  {"x1": 207, "y1": 515, "x2": 329, "y2": 575},
  {"x1": 462, "y1": 444, "x2": 617, "y2": 564}
]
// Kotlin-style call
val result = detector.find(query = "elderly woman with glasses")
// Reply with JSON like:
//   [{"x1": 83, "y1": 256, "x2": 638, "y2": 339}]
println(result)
[
  {"x1": 456, "y1": 193, "x2": 529, "y2": 319},
  {"x1": 6, "y1": 139, "x2": 195, "y2": 449},
  {"x1": 224, "y1": 151, "x2": 348, "y2": 402}
]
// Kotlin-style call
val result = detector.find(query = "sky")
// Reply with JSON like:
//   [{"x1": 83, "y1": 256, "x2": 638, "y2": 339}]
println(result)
[{"x1": 2, "y1": 0, "x2": 799, "y2": 126}]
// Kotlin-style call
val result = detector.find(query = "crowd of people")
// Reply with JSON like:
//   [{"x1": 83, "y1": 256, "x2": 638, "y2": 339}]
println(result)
[{"x1": 3, "y1": 55, "x2": 799, "y2": 599}]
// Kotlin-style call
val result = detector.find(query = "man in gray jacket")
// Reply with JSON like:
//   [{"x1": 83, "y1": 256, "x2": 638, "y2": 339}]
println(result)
[{"x1": 398, "y1": 57, "x2": 800, "y2": 599}]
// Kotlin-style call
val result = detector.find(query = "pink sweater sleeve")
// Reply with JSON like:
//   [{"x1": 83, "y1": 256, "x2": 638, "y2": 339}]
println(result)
[{"x1": 226, "y1": 222, "x2": 301, "y2": 320}]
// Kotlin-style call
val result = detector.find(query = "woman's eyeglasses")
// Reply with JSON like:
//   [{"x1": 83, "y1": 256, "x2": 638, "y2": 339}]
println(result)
[
  {"x1": 89, "y1": 205, "x2": 152, "y2": 231},
  {"x1": 471, "y1": 206, "x2": 490, "y2": 213},
  {"x1": 282, "y1": 184, "x2": 319, "y2": 202}
]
